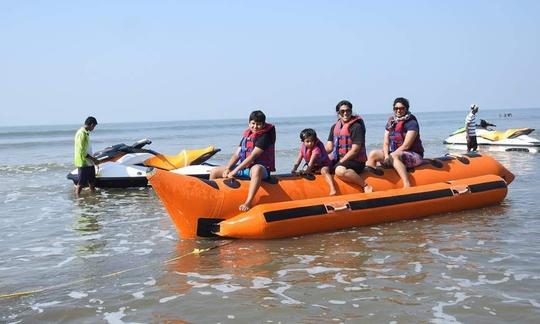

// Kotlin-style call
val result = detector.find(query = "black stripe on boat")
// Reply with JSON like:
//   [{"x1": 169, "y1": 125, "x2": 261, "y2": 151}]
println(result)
[
  {"x1": 263, "y1": 180, "x2": 506, "y2": 222},
  {"x1": 349, "y1": 189, "x2": 453, "y2": 210},
  {"x1": 264, "y1": 205, "x2": 328, "y2": 222},
  {"x1": 468, "y1": 180, "x2": 507, "y2": 193}
]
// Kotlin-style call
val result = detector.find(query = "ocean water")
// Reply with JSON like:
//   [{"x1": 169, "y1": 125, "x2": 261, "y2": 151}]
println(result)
[{"x1": 1, "y1": 108, "x2": 539, "y2": 323}]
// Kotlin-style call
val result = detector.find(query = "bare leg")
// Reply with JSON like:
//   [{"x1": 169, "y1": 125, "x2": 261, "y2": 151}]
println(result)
[
  {"x1": 75, "y1": 185, "x2": 82, "y2": 197},
  {"x1": 210, "y1": 165, "x2": 227, "y2": 180},
  {"x1": 321, "y1": 167, "x2": 336, "y2": 196},
  {"x1": 334, "y1": 166, "x2": 373, "y2": 193},
  {"x1": 366, "y1": 149, "x2": 384, "y2": 168},
  {"x1": 239, "y1": 165, "x2": 264, "y2": 211},
  {"x1": 391, "y1": 152, "x2": 410, "y2": 188}
]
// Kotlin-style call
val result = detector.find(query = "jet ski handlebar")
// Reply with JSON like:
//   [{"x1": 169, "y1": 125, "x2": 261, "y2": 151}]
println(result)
[{"x1": 478, "y1": 119, "x2": 496, "y2": 129}]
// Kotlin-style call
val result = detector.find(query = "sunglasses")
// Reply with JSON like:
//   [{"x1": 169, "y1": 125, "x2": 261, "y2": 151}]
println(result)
[
  {"x1": 393, "y1": 106, "x2": 406, "y2": 111},
  {"x1": 338, "y1": 108, "x2": 352, "y2": 116}
]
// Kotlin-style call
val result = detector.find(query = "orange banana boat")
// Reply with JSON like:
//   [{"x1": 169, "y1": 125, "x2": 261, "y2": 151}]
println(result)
[
  {"x1": 215, "y1": 175, "x2": 507, "y2": 239},
  {"x1": 148, "y1": 153, "x2": 514, "y2": 239}
]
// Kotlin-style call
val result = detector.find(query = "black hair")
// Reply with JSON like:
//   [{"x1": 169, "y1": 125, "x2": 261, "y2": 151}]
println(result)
[
  {"x1": 299, "y1": 128, "x2": 317, "y2": 141},
  {"x1": 335, "y1": 100, "x2": 353, "y2": 112},
  {"x1": 393, "y1": 97, "x2": 410, "y2": 110},
  {"x1": 249, "y1": 110, "x2": 266, "y2": 123},
  {"x1": 85, "y1": 116, "x2": 98, "y2": 126}
]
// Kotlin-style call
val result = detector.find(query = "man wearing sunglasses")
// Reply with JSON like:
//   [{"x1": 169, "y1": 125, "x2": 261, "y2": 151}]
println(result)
[
  {"x1": 326, "y1": 100, "x2": 372, "y2": 192},
  {"x1": 366, "y1": 97, "x2": 424, "y2": 188}
]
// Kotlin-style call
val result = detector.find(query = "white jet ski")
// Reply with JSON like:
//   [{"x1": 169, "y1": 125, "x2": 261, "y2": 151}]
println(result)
[
  {"x1": 67, "y1": 139, "x2": 220, "y2": 188},
  {"x1": 444, "y1": 120, "x2": 540, "y2": 153}
]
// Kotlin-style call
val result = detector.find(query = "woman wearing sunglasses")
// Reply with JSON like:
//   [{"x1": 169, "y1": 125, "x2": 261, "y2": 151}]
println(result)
[
  {"x1": 366, "y1": 97, "x2": 424, "y2": 188},
  {"x1": 326, "y1": 100, "x2": 373, "y2": 192}
]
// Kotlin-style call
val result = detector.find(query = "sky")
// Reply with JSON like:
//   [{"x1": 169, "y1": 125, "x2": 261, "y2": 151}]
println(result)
[{"x1": 1, "y1": 0, "x2": 539, "y2": 126}]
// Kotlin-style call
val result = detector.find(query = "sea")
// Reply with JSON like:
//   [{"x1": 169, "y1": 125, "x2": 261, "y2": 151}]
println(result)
[{"x1": 1, "y1": 108, "x2": 539, "y2": 323}]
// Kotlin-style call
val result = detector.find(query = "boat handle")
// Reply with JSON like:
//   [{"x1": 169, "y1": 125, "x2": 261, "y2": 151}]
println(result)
[
  {"x1": 325, "y1": 202, "x2": 351, "y2": 213},
  {"x1": 451, "y1": 185, "x2": 470, "y2": 195}
]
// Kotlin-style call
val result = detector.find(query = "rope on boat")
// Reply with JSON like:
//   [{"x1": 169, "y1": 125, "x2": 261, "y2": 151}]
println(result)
[{"x1": 0, "y1": 241, "x2": 233, "y2": 299}]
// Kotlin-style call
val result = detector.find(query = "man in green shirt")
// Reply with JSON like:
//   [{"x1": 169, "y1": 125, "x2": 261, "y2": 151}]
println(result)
[{"x1": 74, "y1": 116, "x2": 100, "y2": 196}]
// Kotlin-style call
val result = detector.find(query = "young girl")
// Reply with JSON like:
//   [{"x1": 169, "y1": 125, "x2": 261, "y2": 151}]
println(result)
[{"x1": 291, "y1": 128, "x2": 337, "y2": 196}]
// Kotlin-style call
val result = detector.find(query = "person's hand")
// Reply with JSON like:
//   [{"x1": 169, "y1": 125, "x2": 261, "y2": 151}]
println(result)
[
  {"x1": 226, "y1": 168, "x2": 237, "y2": 178},
  {"x1": 222, "y1": 168, "x2": 230, "y2": 178}
]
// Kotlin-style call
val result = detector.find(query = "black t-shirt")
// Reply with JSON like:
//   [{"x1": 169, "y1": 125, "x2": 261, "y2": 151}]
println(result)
[
  {"x1": 239, "y1": 126, "x2": 276, "y2": 150},
  {"x1": 327, "y1": 119, "x2": 366, "y2": 145}
]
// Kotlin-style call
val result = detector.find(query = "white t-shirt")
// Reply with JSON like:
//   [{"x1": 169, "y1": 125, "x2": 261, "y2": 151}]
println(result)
[{"x1": 465, "y1": 112, "x2": 476, "y2": 136}]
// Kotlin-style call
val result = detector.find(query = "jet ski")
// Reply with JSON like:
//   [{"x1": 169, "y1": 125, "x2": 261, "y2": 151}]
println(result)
[
  {"x1": 67, "y1": 139, "x2": 220, "y2": 188},
  {"x1": 444, "y1": 120, "x2": 540, "y2": 153}
]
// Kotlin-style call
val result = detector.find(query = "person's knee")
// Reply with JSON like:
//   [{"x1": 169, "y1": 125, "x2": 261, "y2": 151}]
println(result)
[
  {"x1": 368, "y1": 150, "x2": 380, "y2": 160},
  {"x1": 390, "y1": 151, "x2": 402, "y2": 162},
  {"x1": 250, "y1": 165, "x2": 264, "y2": 179},
  {"x1": 334, "y1": 166, "x2": 346, "y2": 177}
]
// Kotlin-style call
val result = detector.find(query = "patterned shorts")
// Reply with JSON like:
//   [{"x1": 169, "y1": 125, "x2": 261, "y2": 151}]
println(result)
[{"x1": 401, "y1": 151, "x2": 424, "y2": 168}]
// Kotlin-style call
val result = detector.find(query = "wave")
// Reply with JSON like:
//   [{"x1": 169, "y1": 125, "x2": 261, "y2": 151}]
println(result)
[
  {"x1": 0, "y1": 162, "x2": 70, "y2": 174},
  {"x1": 0, "y1": 122, "x2": 243, "y2": 139}
]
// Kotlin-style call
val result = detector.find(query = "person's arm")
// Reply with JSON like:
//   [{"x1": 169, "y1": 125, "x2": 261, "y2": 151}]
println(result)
[
  {"x1": 222, "y1": 147, "x2": 241, "y2": 178},
  {"x1": 88, "y1": 154, "x2": 100, "y2": 165},
  {"x1": 291, "y1": 151, "x2": 303, "y2": 173},
  {"x1": 326, "y1": 126, "x2": 334, "y2": 154},
  {"x1": 306, "y1": 150, "x2": 320, "y2": 173},
  {"x1": 382, "y1": 130, "x2": 393, "y2": 167},
  {"x1": 383, "y1": 130, "x2": 390, "y2": 159},
  {"x1": 228, "y1": 147, "x2": 264, "y2": 177},
  {"x1": 393, "y1": 120, "x2": 419, "y2": 153},
  {"x1": 325, "y1": 141, "x2": 333, "y2": 154},
  {"x1": 394, "y1": 130, "x2": 418, "y2": 152},
  {"x1": 339, "y1": 144, "x2": 360, "y2": 163}
]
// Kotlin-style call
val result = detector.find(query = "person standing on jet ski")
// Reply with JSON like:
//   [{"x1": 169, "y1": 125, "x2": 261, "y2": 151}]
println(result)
[
  {"x1": 466, "y1": 104, "x2": 479, "y2": 152},
  {"x1": 74, "y1": 116, "x2": 100, "y2": 196}
]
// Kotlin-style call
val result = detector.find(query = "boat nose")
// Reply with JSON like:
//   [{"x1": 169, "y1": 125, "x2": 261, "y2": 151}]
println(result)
[{"x1": 502, "y1": 169, "x2": 515, "y2": 185}]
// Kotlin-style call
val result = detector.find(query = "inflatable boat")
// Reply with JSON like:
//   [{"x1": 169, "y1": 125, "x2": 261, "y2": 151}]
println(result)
[
  {"x1": 444, "y1": 122, "x2": 540, "y2": 153},
  {"x1": 67, "y1": 139, "x2": 219, "y2": 188},
  {"x1": 148, "y1": 153, "x2": 514, "y2": 239}
]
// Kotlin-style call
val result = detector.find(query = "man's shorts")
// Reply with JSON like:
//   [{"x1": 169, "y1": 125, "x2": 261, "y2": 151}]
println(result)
[
  {"x1": 333, "y1": 160, "x2": 366, "y2": 174},
  {"x1": 466, "y1": 135, "x2": 478, "y2": 151},
  {"x1": 77, "y1": 166, "x2": 96, "y2": 186},
  {"x1": 235, "y1": 166, "x2": 270, "y2": 180},
  {"x1": 401, "y1": 151, "x2": 424, "y2": 168}
]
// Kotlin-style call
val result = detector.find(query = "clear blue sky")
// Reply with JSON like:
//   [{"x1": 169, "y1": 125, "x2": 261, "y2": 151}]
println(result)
[{"x1": 1, "y1": 0, "x2": 539, "y2": 126}]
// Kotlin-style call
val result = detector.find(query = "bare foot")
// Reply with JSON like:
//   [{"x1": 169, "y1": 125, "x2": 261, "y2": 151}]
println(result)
[
  {"x1": 239, "y1": 203, "x2": 251, "y2": 212},
  {"x1": 329, "y1": 190, "x2": 337, "y2": 196},
  {"x1": 363, "y1": 185, "x2": 373, "y2": 193}
]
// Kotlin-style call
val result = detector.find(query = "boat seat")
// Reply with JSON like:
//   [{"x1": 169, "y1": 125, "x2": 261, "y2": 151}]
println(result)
[
  {"x1": 480, "y1": 128, "x2": 534, "y2": 141},
  {"x1": 144, "y1": 146, "x2": 218, "y2": 171}
]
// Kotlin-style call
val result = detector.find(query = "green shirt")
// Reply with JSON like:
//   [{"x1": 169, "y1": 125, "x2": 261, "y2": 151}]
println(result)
[{"x1": 74, "y1": 127, "x2": 90, "y2": 167}]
